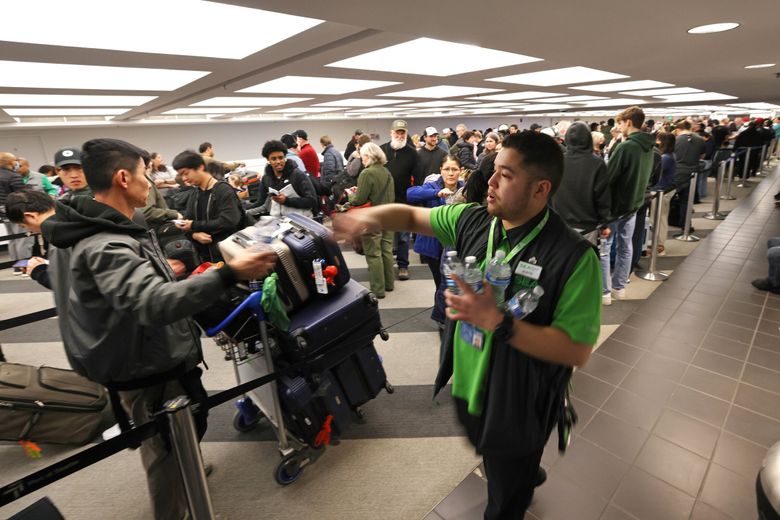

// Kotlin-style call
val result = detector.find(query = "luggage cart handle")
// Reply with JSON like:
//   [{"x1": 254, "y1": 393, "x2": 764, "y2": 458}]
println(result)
[{"x1": 206, "y1": 291, "x2": 266, "y2": 337}]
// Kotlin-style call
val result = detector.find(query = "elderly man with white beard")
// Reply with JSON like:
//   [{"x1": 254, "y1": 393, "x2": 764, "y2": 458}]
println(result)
[{"x1": 380, "y1": 120, "x2": 422, "y2": 281}]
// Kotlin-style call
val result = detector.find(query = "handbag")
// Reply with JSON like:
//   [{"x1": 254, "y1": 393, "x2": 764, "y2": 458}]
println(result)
[{"x1": 349, "y1": 173, "x2": 391, "y2": 256}]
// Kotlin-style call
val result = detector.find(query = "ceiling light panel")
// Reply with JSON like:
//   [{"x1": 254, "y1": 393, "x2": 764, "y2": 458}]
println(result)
[
  {"x1": 459, "y1": 102, "x2": 517, "y2": 108},
  {"x1": 237, "y1": 76, "x2": 399, "y2": 95},
  {"x1": 314, "y1": 98, "x2": 410, "y2": 107},
  {"x1": 656, "y1": 92, "x2": 737, "y2": 102},
  {"x1": 488, "y1": 66, "x2": 628, "y2": 86},
  {"x1": 4, "y1": 108, "x2": 130, "y2": 116},
  {"x1": 744, "y1": 64, "x2": 775, "y2": 69},
  {"x1": 268, "y1": 107, "x2": 341, "y2": 113},
  {"x1": 520, "y1": 104, "x2": 571, "y2": 111},
  {"x1": 547, "y1": 95, "x2": 609, "y2": 102},
  {"x1": 468, "y1": 91, "x2": 565, "y2": 101},
  {"x1": 728, "y1": 102, "x2": 780, "y2": 110},
  {"x1": 572, "y1": 80, "x2": 674, "y2": 92},
  {"x1": 578, "y1": 98, "x2": 648, "y2": 107},
  {"x1": 4, "y1": 0, "x2": 322, "y2": 59},
  {"x1": 379, "y1": 85, "x2": 502, "y2": 98},
  {"x1": 400, "y1": 101, "x2": 478, "y2": 108},
  {"x1": 343, "y1": 107, "x2": 405, "y2": 113},
  {"x1": 162, "y1": 107, "x2": 259, "y2": 115},
  {"x1": 0, "y1": 60, "x2": 208, "y2": 91},
  {"x1": 0, "y1": 94, "x2": 157, "y2": 106},
  {"x1": 623, "y1": 87, "x2": 704, "y2": 96},
  {"x1": 688, "y1": 22, "x2": 740, "y2": 34},
  {"x1": 191, "y1": 96, "x2": 311, "y2": 107},
  {"x1": 327, "y1": 37, "x2": 541, "y2": 76}
]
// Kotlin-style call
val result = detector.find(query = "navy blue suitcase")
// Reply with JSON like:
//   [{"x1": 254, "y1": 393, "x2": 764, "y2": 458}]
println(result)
[
  {"x1": 333, "y1": 343, "x2": 388, "y2": 409},
  {"x1": 278, "y1": 372, "x2": 353, "y2": 445}
]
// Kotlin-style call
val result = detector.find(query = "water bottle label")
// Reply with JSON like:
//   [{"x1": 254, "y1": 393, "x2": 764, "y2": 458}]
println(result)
[
  {"x1": 485, "y1": 272, "x2": 511, "y2": 287},
  {"x1": 471, "y1": 280, "x2": 484, "y2": 294},
  {"x1": 459, "y1": 323, "x2": 484, "y2": 350},
  {"x1": 514, "y1": 261, "x2": 543, "y2": 281},
  {"x1": 445, "y1": 278, "x2": 461, "y2": 294}
]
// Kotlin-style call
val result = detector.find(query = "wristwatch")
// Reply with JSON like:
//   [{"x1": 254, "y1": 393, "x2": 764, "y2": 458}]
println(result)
[{"x1": 493, "y1": 313, "x2": 515, "y2": 342}]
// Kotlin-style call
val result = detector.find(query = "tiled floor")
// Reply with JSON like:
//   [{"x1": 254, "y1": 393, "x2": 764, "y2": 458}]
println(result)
[{"x1": 428, "y1": 164, "x2": 780, "y2": 519}]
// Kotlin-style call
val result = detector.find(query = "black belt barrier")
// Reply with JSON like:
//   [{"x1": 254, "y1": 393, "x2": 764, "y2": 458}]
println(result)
[{"x1": 0, "y1": 308, "x2": 58, "y2": 331}]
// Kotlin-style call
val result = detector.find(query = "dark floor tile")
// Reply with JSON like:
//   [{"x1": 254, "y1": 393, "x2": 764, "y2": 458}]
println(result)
[
  {"x1": 666, "y1": 311, "x2": 712, "y2": 332},
  {"x1": 595, "y1": 338, "x2": 645, "y2": 366},
  {"x1": 528, "y1": 472, "x2": 607, "y2": 520},
  {"x1": 686, "y1": 290, "x2": 724, "y2": 306},
  {"x1": 580, "y1": 411, "x2": 649, "y2": 463},
  {"x1": 581, "y1": 354, "x2": 632, "y2": 386},
  {"x1": 758, "y1": 318, "x2": 780, "y2": 338},
  {"x1": 701, "y1": 333, "x2": 751, "y2": 360},
  {"x1": 612, "y1": 467, "x2": 695, "y2": 520},
  {"x1": 634, "y1": 304, "x2": 676, "y2": 322},
  {"x1": 709, "y1": 321, "x2": 755, "y2": 345},
  {"x1": 620, "y1": 369, "x2": 677, "y2": 403},
  {"x1": 668, "y1": 386, "x2": 731, "y2": 427},
  {"x1": 602, "y1": 388, "x2": 665, "y2": 431},
  {"x1": 734, "y1": 383, "x2": 780, "y2": 421},
  {"x1": 693, "y1": 283, "x2": 731, "y2": 297},
  {"x1": 713, "y1": 432, "x2": 767, "y2": 480},
  {"x1": 657, "y1": 323, "x2": 708, "y2": 346},
  {"x1": 647, "y1": 338, "x2": 698, "y2": 363},
  {"x1": 599, "y1": 505, "x2": 639, "y2": 520},
  {"x1": 633, "y1": 352, "x2": 688, "y2": 382},
  {"x1": 699, "y1": 464, "x2": 758, "y2": 520},
  {"x1": 680, "y1": 366, "x2": 738, "y2": 401},
  {"x1": 571, "y1": 371, "x2": 616, "y2": 408},
  {"x1": 678, "y1": 299, "x2": 722, "y2": 318},
  {"x1": 634, "y1": 435, "x2": 709, "y2": 496},
  {"x1": 732, "y1": 291, "x2": 771, "y2": 307},
  {"x1": 654, "y1": 408, "x2": 720, "y2": 458},
  {"x1": 621, "y1": 313, "x2": 667, "y2": 335},
  {"x1": 753, "y1": 332, "x2": 780, "y2": 353},
  {"x1": 692, "y1": 349, "x2": 744, "y2": 379},
  {"x1": 720, "y1": 299, "x2": 763, "y2": 318},
  {"x1": 743, "y1": 363, "x2": 780, "y2": 394},
  {"x1": 423, "y1": 511, "x2": 444, "y2": 520},
  {"x1": 433, "y1": 472, "x2": 487, "y2": 520},
  {"x1": 609, "y1": 325, "x2": 654, "y2": 349},
  {"x1": 762, "y1": 307, "x2": 780, "y2": 323},
  {"x1": 571, "y1": 398, "x2": 599, "y2": 431},
  {"x1": 725, "y1": 406, "x2": 780, "y2": 448},
  {"x1": 717, "y1": 309, "x2": 760, "y2": 330},
  {"x1": 551, "y1": 438, "x2": 630, "y2": 501},
  {"x1": 767, "y1": 297, "x2": 780, "y2": 311},
  {"x1": 690, "y1": 501, "x2": 733, "y2": 520},
  {"x1": 748, "y1": 347, "x2": 780, "y2": 373}
]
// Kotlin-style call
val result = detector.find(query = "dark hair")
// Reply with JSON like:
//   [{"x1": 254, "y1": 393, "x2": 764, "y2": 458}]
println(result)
[
  {"x1": 205, "y1": 161, "x2": 225, "y2": 180},
  {"x1": 461, "y1": 130, "x2": 476, "y2": 141},
  {"x1": 509, "y1": 124, "x2": 519, "y2": 131},
  {"x1": 198, "y1": 142, "x2": 212, "y2": 153},
  {"x1": 501, "y1": 131, "x2": 564, "y2": 196},
  {"x1": 38, "y1": 164, "x2": 57, "y2": 176},
  {"x1": 607, "y1": 118, "x2": 615, "y2": 126},
  {"x1": 81, "y1": 138, "x2": 146, "y2": 193},
  {"x1": 589, "y1": 122, "x2": 600, "y2": 132},
  {"x1": 465, "y1": 152, "x2": 496, "y2": 204},
  {"x1": 150, "y1": 152, "x2": 167, "y2": 173},
  {"x1": 172, "y1": 150, "x2": 205, "y2": 170},
  {"x1": 262, "y1": 140, "x2": 287, "y2": 159},
  {"x1": 441, "y1": 154, "x2": 462, "y2": 168},
  {"x1": 6, "y1": 190, "x2": 56, "y2": 223},
  {"x1": 674, "y1": 119, "x2": 692, "y2": 131},
  {"x1": 616, "y1": 106, "x2": 645, "y2": 129},
  {"x1": 656, "y1": 132, "x2": 676, "y2": 155}
]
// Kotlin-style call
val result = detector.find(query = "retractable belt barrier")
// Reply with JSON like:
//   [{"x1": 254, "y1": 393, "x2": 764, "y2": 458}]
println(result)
[{"x1": 0, "y1": 229, "x2": 42, "y2": 269}]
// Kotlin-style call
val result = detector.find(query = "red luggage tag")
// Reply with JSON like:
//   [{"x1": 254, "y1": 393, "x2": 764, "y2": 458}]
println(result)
[{"x1": 20, "y1": 439, "x2": 42, "y2": 458}]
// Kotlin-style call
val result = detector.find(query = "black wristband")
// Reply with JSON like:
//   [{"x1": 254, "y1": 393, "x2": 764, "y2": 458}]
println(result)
[{"x1": 493, "y1": 313, "x2": 515, "y2": 342}]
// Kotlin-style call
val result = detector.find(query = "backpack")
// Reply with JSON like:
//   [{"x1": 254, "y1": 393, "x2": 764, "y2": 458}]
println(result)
[{"x1": 155, "y1": 222, "x2": 200, "y2": 277}]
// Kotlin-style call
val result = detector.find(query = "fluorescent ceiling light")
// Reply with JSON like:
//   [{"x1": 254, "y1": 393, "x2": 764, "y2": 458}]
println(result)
[
  {"x1": 728, "y1": 102, "x2": 780, "y2": 110},
  {"x1": 656, "y1": 92, "x2": 737, "y2": 102},
  {"x1": 0, "y1": 60, "x2": 208, "y2": 91},
  {"x1": 461, "y1": 108, "x2": 513, "y2": 115},
  {"x1": 191, "y1": 96, "x2": 311, "y2": 107},
  {"x1": 688, "y1": 22, "x2": 740, "y2": 34},
  {"x1": 344, "y1": 107, "x2": 405, "y2": 113},
  {"x1": 327, "y1": 37, "x2": 540, "y2": 76},
  {"x1": 468, "y1": 91, "x2": 565, "y2": 101},
  {"x1": 237, "y1": 76, "x2": 399, "y2": 95},
  {"x1": 314, "y1": 98, "x2": 409, "y2": 107},
  {"x1": 399, "y1": 101, "x2": 477, "y2": 108},
  {"x1": 379, "y1": 85, "x2": 502, "y2": 98},
  {"x1": 3, "y1": 0, "x2": 321, "y2": 59},
  {"x1": 459, "y1": 102, "x2": 516, "y2": 108},
  {"x1": 520, "y1": 104, "x2": 571, "y2": 111},
  {"x1": 547, "y1": 95, "x2": 609, "y2": 102},
  {"x1": 0, "y1": 94, "x2": 157, "y2": 106},
  {"x1": 4, "y1": 108, "x2": 130, "y2": 116},
  {"x1": 624, "y1": 87, "x2": 704, "y2": 96},
  {"x1": 744, "y1": 64, "x2": 776, "y2": 69},
  {"x1": 579, "y1": 98, "x2": 648, "y2": 107},
  {"x1": 268, "y1": 107, "x2": 340, "y2": 113},
  {"x1": 488, "y1": 66, "x2": 628, "y2": 86},
  {"x1": 162, "y1": 107, "x2": 259, "y2": 115},
  {"x1": 572, "y1": 80, "x2": 674, "y2": 92}
]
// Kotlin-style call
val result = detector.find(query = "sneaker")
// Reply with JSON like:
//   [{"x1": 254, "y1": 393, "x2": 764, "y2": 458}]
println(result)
[
  {"x1": 657, "y1": 245, "x2": 666, "y2": 256},
  {"x1": 602, "y1": 293, "x2": 612, "y2": 306},
  {"x1": 612, "y1": 288, "x2": 627, "y2": 300},
  {"x1": 12, "y1": 267, "x2": 23, "y2": 276},
  {"x1": 752, "y1": 278, "x2": 780, "y2": 294},
  {"x1": 534, "y1": 467, "x2": 547, "y2": 487},
  {"x1": 398, "y1": 268, "x2": 409, "y2": 281}
]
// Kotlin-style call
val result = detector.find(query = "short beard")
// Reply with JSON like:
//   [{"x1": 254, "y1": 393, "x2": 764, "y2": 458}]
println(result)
[{"x1": 390, "y1": 136, "x2": 407, "y2": 150}]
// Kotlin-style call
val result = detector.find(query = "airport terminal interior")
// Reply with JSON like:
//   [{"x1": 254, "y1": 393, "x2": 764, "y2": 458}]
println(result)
[{"x1": 1, "y1": 1, "x2": 780, "y2": 519}]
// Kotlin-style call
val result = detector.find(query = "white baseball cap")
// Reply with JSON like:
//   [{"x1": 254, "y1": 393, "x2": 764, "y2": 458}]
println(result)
[{"x1": 423, "y1": 126, "x2": 438, "y2": 137}]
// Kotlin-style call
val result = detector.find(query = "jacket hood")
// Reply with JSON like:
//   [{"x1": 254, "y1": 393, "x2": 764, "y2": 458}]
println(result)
[
  {"x1": 565, "y1": 122, "x2": 593, "y2": 153},
  {"x1": 628, "y1": 130, "x2": 656, "y2": 152},
  {"x1": 43, "y1": 197, "x2": 145, "y2": 248}
]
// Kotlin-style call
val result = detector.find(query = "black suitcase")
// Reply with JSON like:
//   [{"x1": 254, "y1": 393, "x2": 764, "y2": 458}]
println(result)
[
  {"x1": 333, "y1": 343, "x2": 388, "y2": 409},
  {"x1": 281, "y1": 279, "x2": 382, "y2": 362},
  {"x1": 8, "y1": 497, "x2": 65, "y2": 520},
  {"x1": 278, "y1": 372, "x2": 352, "y2": 445}
]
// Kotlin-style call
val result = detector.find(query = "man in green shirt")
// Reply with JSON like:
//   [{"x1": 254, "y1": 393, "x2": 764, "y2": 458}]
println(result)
[{"x1": 335, "y1": 131, "x2": 601, "y2": 519}]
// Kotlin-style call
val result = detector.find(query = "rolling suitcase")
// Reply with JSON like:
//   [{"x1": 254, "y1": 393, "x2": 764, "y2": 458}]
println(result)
[
  {"x1": 332, "y1": 343, "x2": 388, "y2": 409},
  {"x1": 278, "y1": 371, "x2": 352, "y2": 445},
  {"x1": 0, "y1": 363, "x2": 108, "y2": 445}
]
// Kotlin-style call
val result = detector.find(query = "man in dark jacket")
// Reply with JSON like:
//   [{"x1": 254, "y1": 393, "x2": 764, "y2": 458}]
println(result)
[
  {"x1": 380, "y1": 119, "x2": 421, "y2": 280},
  {"x1": 43, "y1": 138, "x2": 276, "y2": 519},
  {"x1": 320, "y1": 135, "x2": 344, "y2": 181},
  {"x1": 417, "y1": 126, "x2": 448, "y2": 178},
  {"x1": 251, "y1": 140, "x2": 318, "y2": 218},
  {"x1": 344, "y1": 129, "x2": 363, "y2": 161}
]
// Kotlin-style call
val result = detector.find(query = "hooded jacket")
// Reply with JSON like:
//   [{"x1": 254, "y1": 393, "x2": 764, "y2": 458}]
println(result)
[
  {"x1": 550, "y1": 122, "x2": 611, "y2": 230},
  {"x1": 254, "y1": 160, "x2": 317, "y2": 217},
  {"x1": 183, "y1": 180, "x2": 244, "y2": 262},
  {"x1": 606, "y1": 130, "x2": 655, "y2": 218},
  {"x1": 380, "y1": 140, "x2": 422, "y2": 204},
  {"x1": 43, "y1": 197, "x2": 236, "y2": 385}
]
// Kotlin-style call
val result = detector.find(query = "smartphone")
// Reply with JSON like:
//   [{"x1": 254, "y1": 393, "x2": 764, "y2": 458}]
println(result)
[{"x1": 172, "y1": 219, "x2": 186, "y2": 225}]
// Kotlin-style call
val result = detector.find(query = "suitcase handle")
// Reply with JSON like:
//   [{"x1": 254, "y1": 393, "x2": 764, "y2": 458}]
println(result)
[{"x1": 205, "y1": 291, "x2": 265, "y2": 337}]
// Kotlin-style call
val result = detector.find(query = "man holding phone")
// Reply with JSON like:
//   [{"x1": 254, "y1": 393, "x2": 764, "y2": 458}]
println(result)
[{"x1": 249, "y1": 140, "x2": 318, "y2": 218}]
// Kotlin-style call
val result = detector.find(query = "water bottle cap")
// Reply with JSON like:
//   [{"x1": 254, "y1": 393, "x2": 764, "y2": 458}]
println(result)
[
  {"x1": 533, "y1": 285, "x2": 545, "y2": 296},
  {"x1": 465, "y1": 256, "x2": 477, "y2": 263},
  {"x1": 494, "y1": 250, "x2": 506, "y2": 260},
  {"x1": 447, "y1": 250, "x2": 458, "y2": 257}
]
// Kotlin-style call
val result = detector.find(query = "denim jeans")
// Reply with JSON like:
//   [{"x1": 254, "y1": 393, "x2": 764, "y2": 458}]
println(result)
[
  {"x1": 599, "y1": 225, "x2": 614, "y2": 295},
  {"x1": 395, "y1": 231, "x2": 410, "y2": 269},
  {"x1": 612, "y1": 212, "x2": 636, "y2": 291},
  {"x1": 769, "y1": 238, "x2": 780, "y2": 289}
]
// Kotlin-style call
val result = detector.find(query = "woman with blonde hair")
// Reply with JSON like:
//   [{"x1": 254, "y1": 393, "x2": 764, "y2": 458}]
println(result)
[{"x1": 349, "y1": 142, "x2": 395, "y2": 298}]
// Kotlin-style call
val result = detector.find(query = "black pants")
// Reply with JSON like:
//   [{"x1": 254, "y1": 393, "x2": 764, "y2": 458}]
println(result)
[{"x1": 482, "y1": 449, "x2": 544, "y2": 520}]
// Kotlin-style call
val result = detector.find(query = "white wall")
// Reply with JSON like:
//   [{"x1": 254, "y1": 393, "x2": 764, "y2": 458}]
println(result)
[{"x1": 0, "y1": 116, "x2": 552, "y2": 170}]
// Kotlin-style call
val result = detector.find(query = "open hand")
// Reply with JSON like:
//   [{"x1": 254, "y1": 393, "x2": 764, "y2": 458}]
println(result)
[
  {"x1": 175, "y1": 219, "x2": 193, "y2": 231},
  {"x1": 227, "y1": 250, "x2": 277, "y2": 280},
  {"x1": 192, "y1": 232, "x2": 212, "y2": 244}
]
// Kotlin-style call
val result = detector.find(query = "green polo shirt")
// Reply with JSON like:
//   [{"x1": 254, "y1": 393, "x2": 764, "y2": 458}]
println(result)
[{"x1": 431, "y1": 203, "x2": 601, "y2": 415}]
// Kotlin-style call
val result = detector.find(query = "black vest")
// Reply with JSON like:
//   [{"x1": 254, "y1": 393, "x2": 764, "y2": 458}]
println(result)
[{"x1": 435, "y1": 205, "x2": 594, "y2": 456}]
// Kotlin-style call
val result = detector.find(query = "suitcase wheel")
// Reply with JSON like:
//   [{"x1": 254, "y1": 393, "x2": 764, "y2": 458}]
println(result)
[
  {"x1": 385, "y1": 382, "x2": 395, "y2": 394},
  {"x1": 379, "y1": 329, "x2": 390, "y2": 341},
  {"x1": 233, "y1": 409, "x2": 263, "y2": 433},
  {"x1": 275, "y1": 452, "x2": 305, "y2": 485},
  {"x1": 353, "y1": 406, "x2": 367, "y2": 424}
]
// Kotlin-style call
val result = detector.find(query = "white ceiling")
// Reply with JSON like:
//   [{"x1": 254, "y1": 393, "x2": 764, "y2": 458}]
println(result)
[{"x1": 1, "y1": 0, "x2": 778, "y2": 129}]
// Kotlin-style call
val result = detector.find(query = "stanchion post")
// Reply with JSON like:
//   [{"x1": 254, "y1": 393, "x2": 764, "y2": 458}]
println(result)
[
  {"x1": 675, "y1": 171, "x2": 700, "y2": 242},
  {"x1": 738, "y1": 147, "x2": 752, "y2": 187},
  {"x1": 705, "y1": 161, "x2": 727, "y2": 220},
  {"x1": 637, "y1": 190, "x2": 668, "y2": 281},
  {"x1": 722, "y1": 153, "x2": 737, "y2": 200},
  {"x1": 162, "y1": 397, "x2": 215, "y2": 520},
  {"x1": 259, "y1": 318, "x2": 290, "y2": 452},
  {"x1": 757, "y1": 144, "x2": 768, "y2": 175}
]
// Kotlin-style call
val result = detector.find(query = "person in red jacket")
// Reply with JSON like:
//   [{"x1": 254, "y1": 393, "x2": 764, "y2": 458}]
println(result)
[{"x1": 294, "y1": 129, "x2": 321, "y2": 178}]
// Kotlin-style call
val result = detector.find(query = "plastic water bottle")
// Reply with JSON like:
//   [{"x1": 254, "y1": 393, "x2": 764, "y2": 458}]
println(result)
[
  {"x1": 484, "y1": 250, "x2": 512, "y2": 306},
  {"x1": 505, "y1": 285, "x2": 545, "y2": 319},
  {"x1": 442, "y1": 250, "x2": 464, "y2": 294},
  {"x1": 463, "y1": 256, "x2": 484, "y2": 294}
]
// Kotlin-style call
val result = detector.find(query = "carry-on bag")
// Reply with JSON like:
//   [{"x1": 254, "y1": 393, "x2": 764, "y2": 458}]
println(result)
[
  {"x1": 0, "y1": 363, "x2": 108, "y2": 445},
  {"x1": 332, "y1": 343, "x2": 388, "y2": 409}
]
